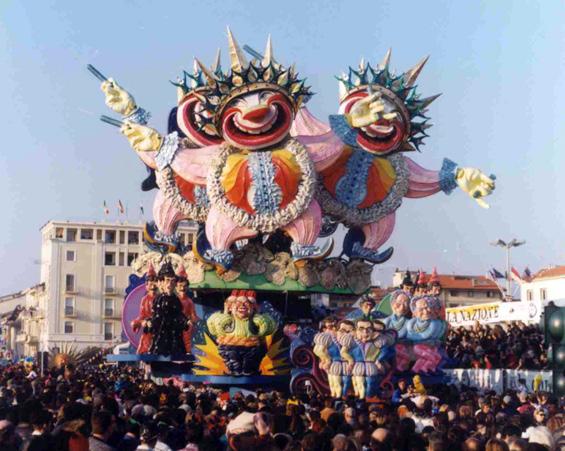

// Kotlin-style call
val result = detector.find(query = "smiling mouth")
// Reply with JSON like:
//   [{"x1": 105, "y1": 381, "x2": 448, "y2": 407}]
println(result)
[
  {"x1": 356, "y1": 119, "x2": 405, "y2": 154},
  {"x1": 222, "y1": 101, "x2": 292, "y2": 149}
]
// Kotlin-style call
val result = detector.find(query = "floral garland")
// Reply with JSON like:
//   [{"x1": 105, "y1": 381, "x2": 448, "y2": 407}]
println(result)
[
  {"x1": 157, "y1": 166, "x2": 210, "y2": 223},
  {"x1": 207, "y1": 138, "x2": 316, "y2": 232},
  {"x1": 316, "y1": 152, "x2": 409, "y2": 226}
]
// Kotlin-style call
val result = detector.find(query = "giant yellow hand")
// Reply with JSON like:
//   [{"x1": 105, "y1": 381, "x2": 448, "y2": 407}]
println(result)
[
  {"x1": 345, "y1": 92, "x2": 398, "y2": 128},
  {"x1": 101, "y1": 78, "x2": 137, "y2": 116},
  {"x1": 120, "y1": 122, "x2": 162, "y2": 153},
  {"x1": 455, "y1": 167, "x2": 496, "y2": 208}
]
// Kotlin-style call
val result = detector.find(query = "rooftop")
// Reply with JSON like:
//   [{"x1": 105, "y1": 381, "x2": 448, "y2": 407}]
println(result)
[{"x1": 531, "y1": 265, "x2": 565, "y2": 281}]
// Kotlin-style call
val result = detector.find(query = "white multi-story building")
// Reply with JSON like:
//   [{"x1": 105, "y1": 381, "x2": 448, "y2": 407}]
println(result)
[
  {"x1": 520, "y1": 265, "x2": 565, "y2": 303},
  {"x1": 30, "y1": 220, "x2": 197, "y2": 352}
]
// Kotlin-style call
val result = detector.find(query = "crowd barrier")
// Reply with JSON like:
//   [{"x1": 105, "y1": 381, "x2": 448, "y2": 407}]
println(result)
[{"x1": 444, "y1": 368, "x2": 553, "y2": 393}]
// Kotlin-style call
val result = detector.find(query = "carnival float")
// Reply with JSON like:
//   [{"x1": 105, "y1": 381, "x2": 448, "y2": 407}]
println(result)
[{"x1": 90, "y1": 29, "x2": 495, "y2": 397}]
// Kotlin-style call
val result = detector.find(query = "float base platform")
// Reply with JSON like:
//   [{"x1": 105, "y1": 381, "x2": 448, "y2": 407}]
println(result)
[{"x1": 107, "y1": 353, "x2": 195, "y2": 363}]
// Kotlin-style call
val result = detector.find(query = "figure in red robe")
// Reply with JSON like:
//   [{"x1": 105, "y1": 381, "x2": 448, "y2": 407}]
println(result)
[
  {"x1": 131, "y1": 263, "x2": 158, "y2": 354},
  {"x1": 176, "y1": 264, "x2": 198, "y2": 352}
]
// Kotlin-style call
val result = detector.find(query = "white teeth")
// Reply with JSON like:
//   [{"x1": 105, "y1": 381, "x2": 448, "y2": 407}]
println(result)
[{"x1": 233, "y1": 111, "x2": 277, "y2": 135}]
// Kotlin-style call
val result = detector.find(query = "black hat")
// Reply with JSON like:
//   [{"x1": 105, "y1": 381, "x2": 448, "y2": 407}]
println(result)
[
  {"x1": 158, "y1": 261, "x2": 177, "y2": 279},
  {"x1": 402, "y1": 270, "x2": 414, "y2": 287}
]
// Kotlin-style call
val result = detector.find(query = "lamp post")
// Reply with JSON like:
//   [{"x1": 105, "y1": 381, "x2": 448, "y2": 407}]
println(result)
[{"x1": 490, "y1": 239, "x2": 526, "y2": 301}]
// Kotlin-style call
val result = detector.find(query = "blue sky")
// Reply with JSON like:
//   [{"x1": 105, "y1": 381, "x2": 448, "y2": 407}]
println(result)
[{"x1": 0, "y1": 0, "x2": 563, "y2": 293}]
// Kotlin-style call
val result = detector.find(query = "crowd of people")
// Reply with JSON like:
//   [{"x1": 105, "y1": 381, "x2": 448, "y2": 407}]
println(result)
[
  {"x1": 0, "y1": 360, "x2": 562, "y2": 451},
  {"x1": 445, "y1": 323, "x2": 548, "y2": 370}
]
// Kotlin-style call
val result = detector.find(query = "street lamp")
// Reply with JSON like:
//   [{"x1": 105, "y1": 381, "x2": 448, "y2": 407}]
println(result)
[{"x1": 490, "y1": 239, "x2": 526, "y2": 301}]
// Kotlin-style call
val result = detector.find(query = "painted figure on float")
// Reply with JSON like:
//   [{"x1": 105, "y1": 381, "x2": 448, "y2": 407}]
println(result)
[
  {"x1": 347, "y1": 294, "x2": 381, "y2": 322},
  {"x1": 131, "y1": 263, "x2": 158, "y2": 354},
  {"x1": 175, "y1": 265, "x2": 198, "y2": 352},
  {"x1": 313, "y1": 319, "x2": 355, "y2": 398},
  {"x1": 405, "y1": 295, "x2": 447, "y2": 374},
  {"x1": 148, "y1": 262, "x2": 189, "y2": 355},
  {"x1": 93, "y1": 30, "x2": 495, "y2": 273},
  {"x1": 340, "y1": 319, "x2": 396, "y2": 399},
  {"x1": 206, "y1": 290, "x2": 277, "y2": 376}
]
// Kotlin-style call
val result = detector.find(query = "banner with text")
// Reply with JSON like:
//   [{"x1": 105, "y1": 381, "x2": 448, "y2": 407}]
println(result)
[{"x1": 446, "y1": 300, "x2": 542, "y2": 326}]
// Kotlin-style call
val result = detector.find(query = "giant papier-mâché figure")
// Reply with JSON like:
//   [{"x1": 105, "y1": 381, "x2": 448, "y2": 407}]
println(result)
[
  {"x1": 318, "y1": 50, "x2": 496, "y2": 263},
  {"x1": 93, "y1": 32, "x2": 495, "y2": 271},
  {"x1": 340, "y1": 319, "x2": 396, "y2": 399},
  {"x1": 313, "y1": 319, "x2": 355, "y2": 398},
  {"x1": 148, "y1": 261, "x2": 189, "y2": 356},
  {"x1": 405, "y1": 295, "x2": 447, "y2": 373},
  {"x1": 131, "y1": 262, "x2": 158, "y2": 354},
  {"x1": 383, "y1": 289, "x2": 412, "y2": 372},
  {"x1": 207, "y1": 289, "x2": 277, "y2": 376}
]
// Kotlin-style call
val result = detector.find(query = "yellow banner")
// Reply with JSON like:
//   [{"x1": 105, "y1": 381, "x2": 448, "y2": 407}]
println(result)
[{"x1": 445, "y1": 302, "x2": 501, "y2": 325}]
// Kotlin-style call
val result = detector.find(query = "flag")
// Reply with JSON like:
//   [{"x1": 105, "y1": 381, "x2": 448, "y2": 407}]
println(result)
[
  {"x1": 510, "y1": 267, "x2": 523, "y2": 285},
  {"x1": 491, "y1": 268, "x2": 505, "y2": 279},
  {"x1": 486, "y1": 271, "x2": 506, "y2": 295},
  {"x1": 103, "y1": 201, "x2": 109, "y2": 215},
  {"x1": 118, "y1": 200, "x2": 125, "y2": 214},
  {"x1": 523, "y1": 267, "x2": 532, "y2": 280}
]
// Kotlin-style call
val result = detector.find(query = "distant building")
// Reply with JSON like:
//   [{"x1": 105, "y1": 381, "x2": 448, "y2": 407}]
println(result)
[
  {"x1": 1, "y1": 220, "x2": 197, "y2": 355},
  {"x1": 392, "y1": 270, "x2": 502, "y2": 307},
  {"x1": 520, "y1": 265, "x2": 565, "y2": 303}
]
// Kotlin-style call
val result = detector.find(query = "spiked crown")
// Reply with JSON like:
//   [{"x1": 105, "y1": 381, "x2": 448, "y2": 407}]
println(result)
[
  {"x1": 181, "y1": 29, "x2": 312, "y2": 136},
  {"x1": 337, "y1": 50, "x2": 441, "y2": 151}
]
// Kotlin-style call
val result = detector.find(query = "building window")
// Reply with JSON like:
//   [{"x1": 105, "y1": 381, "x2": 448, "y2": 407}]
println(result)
[
  {"x1": 104, "y1": 298, "x2": 114, "y2": 317},
  {"x1": 540, "y1": 288, "x2": 547, "y2": 301},
  {"x1": 127, "y1": 252, "x2": 138, "y2": 266},
  {"x1": 119, "y1": 230, "x2": 125, "y2": 244},
  {"x1": 104, "y1": 252, "x2": 116, "y2": 266},
  {"x1": 55, "y1": 227, "x2": 64, "y2": 239},
  {"x1": 467, "y1": 291, "x2": 474, "y2": 297},
  {"x1": 104, "y1": 322, "x2": 113, "y2": 340},
  {"x1": 64, "y1": 321, "x2": 74, "y2": 334},
  {"x1": 65, "y1": 274, "x2": 75, "y2": 292},
  {"x1": 527, "y1": 289, "x2": 533, "y2": 301},
  {"x1": 66, "y1": 228, "x2": 77, "y2": 242},
  {"x1": 450, "y1": 290, "x2": 458, "y2": 297},
  {"x1": 119, "y1": 252, "x2": 125, "y2": 266},
  {"x1": 80, "y1": 228, "x2": 93, "y2": 240},
  {"x1": 64, "y1": 297, "x2": 75, "y2": 316},
  {"x1": 66, "y1": 250, "x2": 76, "y2": 262},
  {"x1": 104, "y1": 275, "x2": 115, "y2": 293},
  {"x1": 128, "y1": 231, "x2": 139, "y2": 244},
  {"x1": 104, "y1": 230, "x2": 116, "y2": 244},
  {"x1": 96, "y1": 229, "x2": 102, "y2": 241}
]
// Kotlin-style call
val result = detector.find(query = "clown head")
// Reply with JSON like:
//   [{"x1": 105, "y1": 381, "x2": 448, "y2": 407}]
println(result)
[
  {"x1": 227, "y1": 290, "x2": 257, "y2": 320},
  {"x1": 390, "y1": 290, "x2": 410, "y2": 317},
  {"x1": 337, "y1": 50, "x2": 440, "y2": 156},
  {"x1": 195, "y1": 30, "x2": 312, "y2": 151}
]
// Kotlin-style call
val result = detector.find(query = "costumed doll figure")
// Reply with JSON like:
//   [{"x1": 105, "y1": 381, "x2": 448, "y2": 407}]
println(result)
[
  {"x1": 414, "y1": 271, "x2": 427, "y2": 297},
  {"x1": 383, "y1": 289, "x2": 411, "y2": 371},
  {"x1": 313, "y1": 319, "x2": 354, "y2": 398},
  {"x1": 176, "y1": 264, "x2": 199, "y2": 352},
  {"x1": 427, "y1": 267, "x2": 441, "y2": 296},
  {"x1": 207, "y1": 290, "x2": 276, "y2": 376},
  {"x1": 370, "y1": 320, "x2": 397, "y2": 396},
  {"x1": 401, "y1": 270, "x2": 415, "y2": 296},
  {"x1": 131, "y1": 263, "x2": 158, "y2": 354},
  {"x1": 405, "y1": 295, "x2": 447, "y2": 373},
  {"x1": 346, "y1": 294, "x2": 380, "y2": 322},
  {"x1": 340, "y1": 319, "x2": 385, "y2": 399},
  {"x1": 148, "y1": 262, "x2": 189, "y2": 355}
]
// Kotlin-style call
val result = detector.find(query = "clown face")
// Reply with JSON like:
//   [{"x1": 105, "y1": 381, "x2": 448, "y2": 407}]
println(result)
[
  {"x1": 177, "y1": 91, "x2": 223, "y2": 146},
  {"x1": 356, "y1": 320, "x2": 374, "y2": 343},
  {"x1": 339, "y1": 87, "x2": 409, "y2": 155},
  {"x1": 391, "y1": 293, "x2": 410, "y2": 317},
  {"x1": 231, "y1": 297, "x2": 254, "y2": 319},
  {"x1": 220, "y1": 90, "x2": 294, "y2": 150}
]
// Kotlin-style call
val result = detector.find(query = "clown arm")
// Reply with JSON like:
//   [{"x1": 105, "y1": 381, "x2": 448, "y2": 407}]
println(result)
[
  {"x1": 404, "y1": 157, "x2": 495, "y2": 208},
  {"x1": 117, "y1": 122, "x2": 218, "y2": 185},
  {"x1": 252, "y1": 313, "x2": 277, "y2": 337}
]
